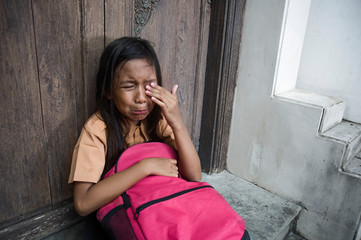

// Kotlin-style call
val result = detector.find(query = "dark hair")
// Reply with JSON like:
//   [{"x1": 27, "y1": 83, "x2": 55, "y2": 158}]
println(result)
[{"x1": 96, "y1": 37, "x2": 163, "y2": 174}]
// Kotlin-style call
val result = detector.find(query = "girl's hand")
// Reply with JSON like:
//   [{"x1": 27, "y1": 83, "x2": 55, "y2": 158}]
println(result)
[
  {"x1": 141, "y1": 157, "x2": 179, "y2": 178},
  {"x1": 146, "y1": 83, "x2": 183, "y2": 129},
  {"x1": 146, "y1": 82, "x2": 202, "y2": 182}
]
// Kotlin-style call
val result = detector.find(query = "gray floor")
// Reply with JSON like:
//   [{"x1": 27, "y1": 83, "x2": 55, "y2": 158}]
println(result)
[{"x1": 202, "y1": 171, "x2": 303, "y2": 240}]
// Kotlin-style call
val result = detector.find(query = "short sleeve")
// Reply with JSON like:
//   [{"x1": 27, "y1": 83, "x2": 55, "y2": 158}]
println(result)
[{"x1": 68, "y1": 114, "x2": 107, "y2": 184}]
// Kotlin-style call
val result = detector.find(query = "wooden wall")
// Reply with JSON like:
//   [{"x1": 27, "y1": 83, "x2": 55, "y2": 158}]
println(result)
[{"x1": 0, "y1": 0, "x2": 210, "y2": 235}]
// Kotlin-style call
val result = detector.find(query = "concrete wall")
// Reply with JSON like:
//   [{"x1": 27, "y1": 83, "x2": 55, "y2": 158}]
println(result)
[
  {"x1": 297, "y1": 0, "x2": 361, "y2": 123},
  {"x1": 227, "y1": 0, "x2": 361, "y2": 239}
]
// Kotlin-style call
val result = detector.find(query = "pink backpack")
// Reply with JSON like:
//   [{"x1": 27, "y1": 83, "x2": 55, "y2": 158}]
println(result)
[{"x1": 97, "y1": 142, "x2": 246, "y2": 239}]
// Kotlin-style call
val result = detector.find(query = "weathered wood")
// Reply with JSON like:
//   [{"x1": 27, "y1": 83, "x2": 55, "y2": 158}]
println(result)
[
  {"x1": 199, "y1": 0, "x2": 246, "y2": 172},
  {"x1": 0, "y1": 0, "x2": 51, "y2": 224},
  {"x1": 0, "y1": 204, "x2": 83, "y2": 240},
  {"x1": 82, "y1": 0, "x2": 105, "y2": 117},
  {"x1": 32, "y1": 0, "x2": 83, "y2": 204},
  {"x1": 216, "y1": 0, "x2": 245, "y2": 170},
  {"x1": 139, "y1": 0, "x2": 209, "y2": 145},
  {"x1": 192, "y1": 1, "x2": 211, "y2": 150},
  {"x1": 0, "y1": 0, "x2": 231, "y2": 234},
  {"x1": 105, "y1": 0, "x2": 133, "y2": 44}
]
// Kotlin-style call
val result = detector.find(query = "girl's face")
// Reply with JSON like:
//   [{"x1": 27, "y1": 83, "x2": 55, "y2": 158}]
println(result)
[{"x1": 112, "y1": 59, "x2": 157, "y2": 125}]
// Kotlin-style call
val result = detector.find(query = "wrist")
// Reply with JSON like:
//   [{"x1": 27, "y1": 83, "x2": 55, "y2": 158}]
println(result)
[
  {"x1": 138, "y1": 159, "x2": 152, "y2": 176},
  {"x1": 170, "y1": 120, "x2": 186, "y2": 132}
]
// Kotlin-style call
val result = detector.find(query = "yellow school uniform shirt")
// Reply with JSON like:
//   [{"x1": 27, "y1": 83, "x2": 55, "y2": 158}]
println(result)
[{"x1": 68, "y1": 113, "x2": 176, "y2": 184}]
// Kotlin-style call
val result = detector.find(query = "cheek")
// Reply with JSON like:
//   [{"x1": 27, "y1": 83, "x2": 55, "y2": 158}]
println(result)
[
  {"x1": 148, "y1": 98, "x2": 155, "y2": 109},
  {"x1": 114, "y1": 92, "x2": 131, "y2": 107}
]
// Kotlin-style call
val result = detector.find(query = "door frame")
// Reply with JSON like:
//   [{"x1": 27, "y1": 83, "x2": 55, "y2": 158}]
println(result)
[{"x1": 199, "y1": 0, "x2": 246, "y2": 173}]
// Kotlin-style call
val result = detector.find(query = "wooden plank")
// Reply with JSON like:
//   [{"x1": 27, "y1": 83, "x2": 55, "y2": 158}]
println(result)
[
  {"x1": 216, "y1": 0, "x2": 245, "y2": 169},
  {"x1": 0, "y1": 204, "x2": 83, "y2": 240},
  {"x1": 198, "y1": 0, "x2": 246, "y2": 172},
  {"x1": 138, "y1": 0, "x2": 177, "y2": 93},
  {"x1": 82, "y1": 0, "x2": 105, "y2": 117},
  {"x1": 199, "y1": 0, "x2": 226, "y2": 171},
  {"x1": 173, "y1": 0, "x2": 202, "y2": 136},
  {"x1": 32, "y1": 0, "x2": 83, "y2": 204},
  {"x1": 139, "y1": 0, "x2": 209, "y2": 144},
  {"x1": 0, "y1": 0, "x2": 51, "y2": 224},
  {"x1": 191, "y1": 1, "x2": 211, "y2": 150},
  {"x1": 105, "y1": 0, "x2": 133, "y2": 44}
]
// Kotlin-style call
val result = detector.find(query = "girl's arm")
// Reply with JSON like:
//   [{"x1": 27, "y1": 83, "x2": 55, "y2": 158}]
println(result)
[
  {"x1": 146, "y1": 83, "x2": 202, "y2": 182},
  {"x1": 74, "y1": 157, "x2": 178, "y2": 216}
]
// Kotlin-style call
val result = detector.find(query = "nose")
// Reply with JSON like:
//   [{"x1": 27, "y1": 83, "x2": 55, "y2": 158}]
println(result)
[{"x1": 134, "y1": 86, "x2": 147, "y2": 103}]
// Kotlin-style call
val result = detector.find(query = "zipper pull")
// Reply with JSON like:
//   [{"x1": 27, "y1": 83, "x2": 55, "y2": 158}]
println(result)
[
  {"x1": 134, "y1": 210, "x2": 140, "y2": 220},
  {"x1": 134, "y1": 205, "x2": 145, "y2": 220},
  {"x1": 122, "y1": 193, "x2": 131, "y2": 209}
]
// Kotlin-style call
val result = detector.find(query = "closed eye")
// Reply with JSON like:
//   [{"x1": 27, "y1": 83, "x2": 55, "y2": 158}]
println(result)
[{"x1": 122, "y1": 85, "x2": 134, "y2": 89}]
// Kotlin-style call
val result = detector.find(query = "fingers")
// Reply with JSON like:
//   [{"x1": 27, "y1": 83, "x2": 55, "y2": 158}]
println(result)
[
  {"x1": 171, "y1": 85, "x2": 178, "y2": 96},
  {"x1": 144, "y1": 157, "x2": 179, "y2": 178},
  {"x1": 145, "y1": 83, "x2": 177, "y2": 106},
  {"x1": 169, "y1": 159, "x2": 177, "y2": 165},
  {"x1": 145, "y1": 82, "x2": 183, "y2": 129},
  {"x1": 167, "y1": 159, "x2": 179, "y2": 177}
]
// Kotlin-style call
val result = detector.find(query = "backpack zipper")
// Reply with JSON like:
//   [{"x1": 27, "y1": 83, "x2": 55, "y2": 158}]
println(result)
[
  {"x1": 134, "y1": 185, "x2": 213, "y2": 220},
  {"x1": 122, "y1": 192, "x2": 131, "y2": 208}
]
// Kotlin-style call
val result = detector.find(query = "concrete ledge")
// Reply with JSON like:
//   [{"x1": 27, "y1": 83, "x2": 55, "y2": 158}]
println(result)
[
  {"x1": 274, "y1": 89, "x2": 345, "y2": 133},
  {"x1": 202, "y1": 171, "x2": 302, "y2": 240}
]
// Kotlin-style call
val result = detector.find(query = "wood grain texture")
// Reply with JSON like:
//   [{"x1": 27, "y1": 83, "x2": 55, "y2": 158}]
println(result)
[
  {"x1": 139, "y1": 0, "x2": 209, "y2": 147},
  {"x1": 82, "y1": 0, "x2": 105, "y2": 117},
  {"x1": 0, "y1": 0, "x2": 226, "y2": 233},
  {"x1": 199, "y1": 0, "x2": 246, "y2": 172},
  {"x1": 215, "y1": 0, "x2": 245, "y2": 170},
  {"x1": 105, "y1": 0, "x2": 133, "y2": 44},
  {"x1": 191, "y1": 1, "x2": 211, "y2": 150},
  {"x1": 32, "y1": 0, "x2": 83, "y2": 204},
  {"x1": 0, "y1": 204, "x2": 83, "y2": 240},
  {"x1": 0, "y1": 0, "x2": 51, "y2": 224}
]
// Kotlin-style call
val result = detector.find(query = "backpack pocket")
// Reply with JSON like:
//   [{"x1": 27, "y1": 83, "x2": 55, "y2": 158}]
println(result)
[
  {"x1": 127, "y1": 182, "x2": 245, "y2": 240},
  {"x1": 133, "y1": 185, "x2": 213, "y2": 220},
  {"x1": 127, "y1": 183, "x2": 222, "y2": 240},
  {"x1": 100, "y1": 195, "x2": 136, "y2": 240}
]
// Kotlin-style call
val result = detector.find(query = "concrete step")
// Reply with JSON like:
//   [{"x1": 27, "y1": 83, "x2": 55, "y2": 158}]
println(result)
[
  {"x1": 285, "y1": 231, "x2": 307, "y2": 240},
  {"x1": 275, "y1": 89, "x2": 361, "y2": 179},
  {"x1": 202, "y1": 171, "x2": 302, "y2": 240},
  {"x1": 321, "y1": 120, "x2": 361, "y2": 178},
  {"x1": 275, "y1": 89, "x2": 345, "y2": 133}
]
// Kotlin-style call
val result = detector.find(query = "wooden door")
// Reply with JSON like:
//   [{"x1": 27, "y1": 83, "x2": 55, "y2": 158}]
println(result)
[
  {"x1": 131, "y1": 0, "x2": 211, "y2": 148},
  {"x1": 0, "y1": 0, "x2": 211, "y2": 237}
]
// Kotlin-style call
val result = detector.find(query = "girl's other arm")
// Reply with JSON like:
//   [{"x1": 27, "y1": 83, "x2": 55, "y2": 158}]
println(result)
[
  {"x1": 172, "y1": 121, "x2": 202, "y2": 182},
  {"x1": 74, "y1": 157, "x2": 178, "y2": 216},
  {"x1": 146, "y1": 83, "x2": 202, "y2": 182}
]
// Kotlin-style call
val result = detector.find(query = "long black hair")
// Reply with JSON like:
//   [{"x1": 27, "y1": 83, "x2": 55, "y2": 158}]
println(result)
[{"x1": 95, "y1": 37, "x2": 163, "y2": 174}]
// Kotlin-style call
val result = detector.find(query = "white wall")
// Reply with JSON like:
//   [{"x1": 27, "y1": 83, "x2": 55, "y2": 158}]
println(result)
[
  {"x1": 297, "y1": 0, "x2": 361, "y2": 123},
  {"x1": 228, "y1": 0, "x2": 361, "y2": 239},
  {"x1": 273, "y1": 0, "x2": 311, "y2": 94}
]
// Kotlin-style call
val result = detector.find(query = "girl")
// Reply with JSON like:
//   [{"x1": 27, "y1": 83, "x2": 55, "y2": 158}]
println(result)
[
  {"x1": 68, "y1": 37, "x2": 202, "y2": 217},
  {"x1": 69, "y1": 37, "x2": 249, "y2": 240}
]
